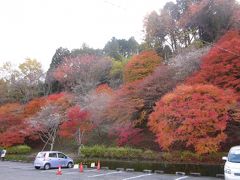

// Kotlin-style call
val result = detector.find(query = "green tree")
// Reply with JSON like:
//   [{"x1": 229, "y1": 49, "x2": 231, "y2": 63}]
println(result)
[
  {"x1": 109, "y1": 58, "x2": 129, "y2": 88},
  {"x1": 45, "y1": 47, "x2": 70, "y2": 94},
  {"x1": 0, "y1": 59, "x2": 44, "y2": 103},
  {"x1": 104, "y1": 37, "x2": 139, "y2": 60},
  {"x1": 71, "y1": 43, "x2": 103, "y2": 57}
]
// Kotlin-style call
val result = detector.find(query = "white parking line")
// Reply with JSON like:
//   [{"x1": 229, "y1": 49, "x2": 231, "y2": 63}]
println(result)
[
  {"x1": 65, "y1": 172, "x2": 79, "y2": 175},
  {"x1": 0, "y1": 165, "x2": 33, "y2": 170},
  {"x1": 12, "y1": 167, "x2": 33, "y2": 170},
  {"x1": 64, "y1": 169, "x2": 99, "y2": 174},
  {"x1": 85, "y1": 169, "x2": 98, "y2": 172},
  {"x1": 88, "y1": 171, "x2": 122, "y2": 177},
  {"x1": 175, "y1": 176, "x2": 189, "y2": 180},
  {"x1": 122, "y1": 174, "x2": 152, "y2": 180},
  {"x1": 41, "y1": 169, "x2": 57, "y2": 173}
]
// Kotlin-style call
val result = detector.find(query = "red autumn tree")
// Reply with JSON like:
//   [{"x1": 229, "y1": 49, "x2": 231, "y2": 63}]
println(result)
[
  {"x1": 109, "y1": 122, "x2": 143, "y2": 146},
  {"x1": 148, "y1": 84, "x2": 239, "y2": 154},
  {"x1": 23, "y1": 97, "x2": 47, "y2": 118},
  {"x1": 47, "y1": 92, "x2": 73, "y2": 110},
  {"x1": 105, "y1": 66, "x2": 180, "y2": 147},
  {"x1": 0, "y1": 103, "x2": 32, "y2": 147},
  {"x1": 124, "y1": 50, "x2": 162, "y2": 83},
  {"x1": 107, "y1": 65, "x2": 180, "y2": 127},
  {"x1": 187, "y1": 30, "x2": 240, "y2": 95},
  {"x1": 59, "y1": 105, "x2": 92, "y2": 154},
  {"x1": 106, "y1": 80, "x2": 145, "y2": 126}
]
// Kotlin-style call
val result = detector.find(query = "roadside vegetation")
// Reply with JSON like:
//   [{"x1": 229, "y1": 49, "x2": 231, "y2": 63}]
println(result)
[{"x1": 0, "y1": 0, "x2": 240, "y2": 165}]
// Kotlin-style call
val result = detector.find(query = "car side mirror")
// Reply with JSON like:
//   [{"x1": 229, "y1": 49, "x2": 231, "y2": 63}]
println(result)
[{"x1": 222, "y1": 156, "x2": 227, "y2": 161}]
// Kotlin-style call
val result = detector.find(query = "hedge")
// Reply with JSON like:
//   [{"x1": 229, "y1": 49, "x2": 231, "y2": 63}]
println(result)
[
  {"x1": 80, "y1": 145, "x2": 159, "y2": 160},
  {"x1": 7, "y1": 145, "x2": 32, "y2": 154}
]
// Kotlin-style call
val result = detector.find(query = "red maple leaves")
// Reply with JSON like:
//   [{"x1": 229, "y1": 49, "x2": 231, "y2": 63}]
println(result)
[{"x1": 148, "y1": 84, "x2": 238, "y2": 154}]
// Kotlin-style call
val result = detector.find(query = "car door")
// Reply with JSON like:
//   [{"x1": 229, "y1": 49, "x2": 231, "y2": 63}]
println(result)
[
  {"x1": 48, "y1": 153, "x2": 59, "y2": 168},
  {"x1": 57, "y1": 153, "x2": 68, "y2": 167}
]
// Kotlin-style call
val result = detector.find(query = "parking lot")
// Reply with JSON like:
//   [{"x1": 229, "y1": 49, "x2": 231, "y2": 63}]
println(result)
[{"x1": 0, "y1": 161, "x2": 222, "y2": 180}]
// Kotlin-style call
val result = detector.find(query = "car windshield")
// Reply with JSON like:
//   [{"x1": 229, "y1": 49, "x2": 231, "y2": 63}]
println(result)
[
  {"x1": 36, "y1": 152, "x2": 46, "y2": 158},
  {"x1": 228, "y1": 149, "x2": 240, "y2": 163}
]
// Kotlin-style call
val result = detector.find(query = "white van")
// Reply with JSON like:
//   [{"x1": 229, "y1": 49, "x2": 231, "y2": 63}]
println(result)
[{"x1": 223, "y1": 146, "x2": 240, "y2": 180}]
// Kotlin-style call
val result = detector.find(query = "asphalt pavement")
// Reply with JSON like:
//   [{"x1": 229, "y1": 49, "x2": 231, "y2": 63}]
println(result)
[{"x1": 0, "y1": 161, "x2": 222, "y2": 180}]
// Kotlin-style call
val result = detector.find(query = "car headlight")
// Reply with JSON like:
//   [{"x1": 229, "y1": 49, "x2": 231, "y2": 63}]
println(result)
[{"x1": 225, "y1": 169, "x2": 231, "y2": 174}]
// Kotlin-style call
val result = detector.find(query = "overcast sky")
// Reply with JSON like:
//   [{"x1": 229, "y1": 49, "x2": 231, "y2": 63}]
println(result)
[{"x1": 0, "y1": 0, "x2": 171, "y2": 70}]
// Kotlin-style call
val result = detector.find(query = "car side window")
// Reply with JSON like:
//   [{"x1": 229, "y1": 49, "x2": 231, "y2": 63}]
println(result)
[
  {"x1": 49, "y1": 153, "x2": 57, "y2": 158},
  {"x1": 58, "y1": 153, "x2": 67, "y2": 159}
]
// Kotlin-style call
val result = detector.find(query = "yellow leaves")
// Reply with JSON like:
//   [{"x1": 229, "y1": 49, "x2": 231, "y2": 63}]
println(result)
[{"x1": 18, "y1": 58, "x2": 43, "y2": 76}]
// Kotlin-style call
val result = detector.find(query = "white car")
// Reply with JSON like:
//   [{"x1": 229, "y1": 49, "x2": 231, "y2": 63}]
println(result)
[
  {"x1": 223, "y1": 146, "x2": 240, "y2": 180},
  {"x1": 34, "y1": 151, "x2": 74, "y2": 170}
]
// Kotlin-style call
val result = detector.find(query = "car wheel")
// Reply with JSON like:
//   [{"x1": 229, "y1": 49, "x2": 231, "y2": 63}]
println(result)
[
  {"x1": 35, "y1": 166, "x2": 40, "y2": 169},
  {"x1": 44, "y1": 163, "x2": 51, "y2": 170},
  {"x1": 67, "y1": 162, "x2": 73, "y2": 168}
]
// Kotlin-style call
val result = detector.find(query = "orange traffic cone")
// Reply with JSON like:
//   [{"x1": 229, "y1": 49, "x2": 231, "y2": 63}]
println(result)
[
  {"x1": 79, "y1": 162, "x2": 83, "y2": 172},
  {"x1": 56, "y1": 165, "x2": 62, "y2": 175},
  {"x1": 97, "y1": 160, "x2": 100, "y2": 170}
]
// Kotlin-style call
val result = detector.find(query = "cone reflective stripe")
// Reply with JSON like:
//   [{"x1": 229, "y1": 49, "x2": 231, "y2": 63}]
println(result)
[
  {"x1": 97, "y1": 160, "x2": 100, "y2": 170},
  {"x1": 56, "y1": 165, "x2": 62, "y2": 175},
  {"x1": 79, "y1": 162, "x2": 83, "y2": 172}
]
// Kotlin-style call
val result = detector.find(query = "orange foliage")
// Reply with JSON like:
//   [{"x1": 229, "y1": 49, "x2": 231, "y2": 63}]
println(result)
[
  {"x1": 106, "y1": 80, "x2": 145, "y2": 125},
  {"x1": 95, "y1": 84, "x2": 113, "y2": 95},
  {"x1": 47, "y1": 92, "x2": 66, "y2": 102},
  {"x1": 23, "y1": 97, "x2": 47, "y2": 118},
  {"x1": 187, "y1": 30, "x2": 240, "y2": 95},
  {"x1": 148, "y1": 84, "x2": 239, "y2": 154},
  {"x1": 24, "y1": 92, "x2": 72, "y2": 119},
  {"x1": 124, "y1": 50, "x2": 162, "y2": 83},
  {"x1": 0, "y1": 103, "x2": 23, "y2": 118},
  {"x1": 0, "y1": 103, "x2": 31, "y2": 147}
]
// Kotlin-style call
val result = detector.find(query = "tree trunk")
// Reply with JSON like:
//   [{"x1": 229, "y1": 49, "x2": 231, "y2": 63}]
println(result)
[
  {"x1": 50, "y1": 129, "x2": 56, "y2": 151},
  {"x1": 77, "y1": 128, "x2": 81, "y2": 156}
]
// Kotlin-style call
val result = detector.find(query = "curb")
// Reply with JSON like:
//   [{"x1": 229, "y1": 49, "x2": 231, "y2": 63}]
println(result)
[
  {"x1": 154, "y1": 170, "x2": 164, "y2": 174},
  {"x1": 216, "y1": 174, "x2": 224, "y2": 179},
  {"x1": 176, "y1": 172, "x2": 186, "y2": 176},
  {"x1": 126, "y1": 168, "x2": 134, "y2": 172},
  {"x1": 143, "y1": 169, "x2": 152, "y2": 173},
  {"x1": 190, "y1": 172, "x2": 201, "y2": 176},
  {"x1": 101, "y1": 166, "x2": 109, "y2": 170},
  {"x1": 116, "y1": 168, "x2": 124, "y2": 171}
]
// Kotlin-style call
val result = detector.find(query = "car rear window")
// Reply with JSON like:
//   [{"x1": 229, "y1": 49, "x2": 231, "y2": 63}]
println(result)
[{"x1": 36, "y1": 152, "x2": 46, "y2": 158}]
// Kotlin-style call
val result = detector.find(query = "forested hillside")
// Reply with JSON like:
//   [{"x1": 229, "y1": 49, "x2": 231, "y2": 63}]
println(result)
[{"x1": 0, "y1": 0, "x2": 239, "y2": 155}]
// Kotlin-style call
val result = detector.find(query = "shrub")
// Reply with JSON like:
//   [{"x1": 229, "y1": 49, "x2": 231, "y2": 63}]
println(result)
[
  {"x1": 80, "y1": 145, "x2": 153, "y2": 160},
  {"x1": 148, "y1": 84, "x2": 238, "y2": 154},
  {"x1": 180, "y1": 151, "x2": 202, "y2": 161},
  {"x1": 7, "y1": 145, "x2": 32, "y2": 154},
  {"x1": 124, "y1": 50, "x2": 162, "y2": 83},
  {"x1": 141, "y1": 150, "x2": 158, "y2": 160}
]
